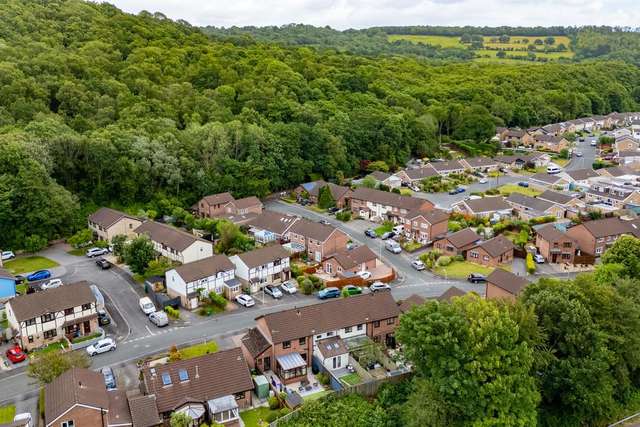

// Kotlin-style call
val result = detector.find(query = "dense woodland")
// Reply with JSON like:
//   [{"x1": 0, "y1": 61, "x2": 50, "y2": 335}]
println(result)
[{"x1": 1, "y1": 0, "x2": 640, "y2": 252}]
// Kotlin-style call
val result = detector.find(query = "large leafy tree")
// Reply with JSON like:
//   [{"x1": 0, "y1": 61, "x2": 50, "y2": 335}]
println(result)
[
  {"x1": 27, "y1": 349, "x2": 91, "y2": 385},
  {"x1": 397, "y1": 294, "x2": 540, "y2": 426},
  {"x1": 123, "y1": 236, "x2": 156, "y2": 274},
  {"x1": 317, "y1": 185, "x2": 336, "y2": 209},
  {"x1": 601, "y1": 235, "x2": 640, "y2": 278}
]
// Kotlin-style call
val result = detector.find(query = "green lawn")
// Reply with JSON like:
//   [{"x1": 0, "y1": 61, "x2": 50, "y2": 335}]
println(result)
[
  {"x1": 340, "y1": 373, "x2": 362, "y2": 386},
  {"x1": 4, "y1": 256, "x2": 59, "y2": 274},
  {"x1": 497, "y1": 184, "x2": 542, "y2": 197},
  {"x1": 433, "y1": 261, "x2": 494, "y2": 280},
  {"x1": 15, "y1": 284, "x2": 26, "y2": 295},
  {"x1": 388, "y1": 34, "x2": 464, "y2": 48},
  {"x1": 179, "y1": 341, "x2": 218, "y2": 360},
  {"x1": 303, "y1": 389, "x2": 332, "y2": 401},
  {"x1": 0, "y1": 404, "x2": 15, "y2": 423},
  {"x1": 399, "y1": 188, "x2": 412, "y2": 196},
  {"x1": 401, "y1": 241, "x2": 423, "y2": 252},
  {"x1": 374, "y1": 223, "x2": 393, "y2": 237},
  {"x1": 309, "y1": 205, "x2": 326, "y2": 213},
  {"x1": 34, "y1": 340, "x2": 68, "y2": 355},
  {"x1": 240, "y1": 407, "x2": 279, "y2": 427}
]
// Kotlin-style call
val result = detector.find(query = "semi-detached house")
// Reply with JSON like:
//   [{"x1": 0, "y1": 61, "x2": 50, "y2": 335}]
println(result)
[
  {"x1": 349, "y1": 187, "x2": 433, "y2": 222},
  {"x1": 399, "y1": 209, "x2": 449, "y2": 244},
  {"x1": 88, "y1": 207, "x2": 142, "y2": 242},
  {"x1": 566, "y1": 217, "x2": 632, "y2": 256},
  {"x1": 196, "y1": 192, "x2": 263, "y2": 219},
  {"x1": 134, "y1": 221, "x2": 213, "y2": 264},
  {"x1": 285, "y1": 219, "x2": 349, "y2": 262},
  {"x1": 229, "y1": 245, "x2": 290, "y2": 293},
  {"x1": 453, "y1": 196, "x2": 512, "y2": 218}
]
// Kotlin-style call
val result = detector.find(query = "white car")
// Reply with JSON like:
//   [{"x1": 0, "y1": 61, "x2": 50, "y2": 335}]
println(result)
[
  {"x1": 86, "y1": 247, "x2": 108, "y2": 258},
  {"x1": 369, "y1": 282, "x2": 391, "y2": 293},
  {"x1": 86, "y1": 338, "x2": 116, "y2": 356},
  {"x1": 575, "y1": 152, "x2": 583, "y2": 157},
  {"x1": 478, "y1": 178, "x2": 488, "y2": 184},
  {"x1": 149, "y1": 311, "x2": 169, "y2": 327},
  {"x1": 1, "y1": 251, "x2": 15, "y2": 261},
  {"x1": 534, "y1": 254, "x2": 545, "y2": 264},
  {"x1": 139, "y1": 297, "x2": 156, "y2": 315},
  {"x1": 357, "y1": 271, "x2": 372, "y2": 280},
  {"x1": 236, "y1": 294, "x2": 255, "y2": 307},
  {"x1": 41, "y1": 278, "x2": 63, "y2": 290},
  {"x1": 12, "y1": 413, "x2": 33, "y2": 427},
  {"x1": 280, "y1": 281, "x2": 298, "y2": 294},
  {"x1": 590, "y1": 141, "x2": 597, "y2": 146},
  {"x1": 411, "y1": 259, "x2": 425, "y2": 271}
]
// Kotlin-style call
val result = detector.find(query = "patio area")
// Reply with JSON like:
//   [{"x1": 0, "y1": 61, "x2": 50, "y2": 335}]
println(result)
[{"x1": 264, "y1": 370, "x2": 325, "y2": 398}]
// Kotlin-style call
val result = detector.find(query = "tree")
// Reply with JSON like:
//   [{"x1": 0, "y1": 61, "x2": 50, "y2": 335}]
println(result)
[
  {"x1": 215, "y1": 220, "x2": 254, "y2": 255},
  {"x1": 498, "y1": 34, "x2": 510, "y2": 43},
  {"x1": 277, "y1": 394, "x2": 388, "y2": 427},
  {"x1": 170, "y1": 412, "x2": 193, "y2": 427},
  {"x1": 123, "y1": 236, "x2": 155, "y2": 274},
  {"x1": 496, "y1": 50, "x2": 507, "y2": 58},
  {"x1": 545, "y1": 36, "x2": 556, "y2": 45},
  {"x1": 361, "y1": 176, "x2": 377, "y2": 188},
  {"x1": 317, "y1": 185, "x2": 336, "y2": 209},
  {"x1": 460, "y1": 33, "x2": 472, "y2": 43},
  {"x1": 397, "y1": 294, "x2": 540, "y2": 426},
  {"x1": 23, "y1": 234, "x2": 48, "y2": 253},
  {"x1": 559, "y1": 148, "x2": 570, "y2": 159},
  {"x1": 67, "y1": 228, "x2": 93, "y2": 248},
  {"x1": 602, "y1": 235, "x2": 640, "y2": 278},
  {"x1": 27, "y1": 349, "x2": 91, "y2": 385},
  {"x1": 366, "y1": 160, "x2": 389, "y2": 172},
  {"x1": 534, "y1": 38, "x2": 544, "y2": 45},
  {"x1": 111, "y1": 234, "x2": 127, "y2": 257}
]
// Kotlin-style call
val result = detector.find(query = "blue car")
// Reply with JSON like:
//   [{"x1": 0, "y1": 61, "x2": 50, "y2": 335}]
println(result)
[
  {"x1": 27, "y1": 270, "x2": 51, "y2": 282},
  {"x1": 318, "y1": 287, "x2": 340, "y2": 300},
  {"x1": 448, "y1": 187, "x2": 465, "y2": 195},
  {"x1": 518, "y1": 181, "x2": 529, "y2": 188}
]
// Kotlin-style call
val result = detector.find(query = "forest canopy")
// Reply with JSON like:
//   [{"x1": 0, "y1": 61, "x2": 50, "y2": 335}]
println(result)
[{"x1": 1, "y1": 0, "x2": 640, "y2": 250}]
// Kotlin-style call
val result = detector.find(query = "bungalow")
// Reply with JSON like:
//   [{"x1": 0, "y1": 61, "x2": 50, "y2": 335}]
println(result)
[
  {"x1": 614, "y1": 136, "x2": 639, "y2": 153},
  {"x1": 394, "y1": 165, "x2": 439, "y2": 185},
  {"x1": 495, "y1": 152, "x2": 550, "y2": 169},
  {"x1": 294, "y1": 181, "x2": 352, "y2": 208},
  {"x1": 229, "y1": 245, "x2": 291, "y2": 293},
  {"x1": 196, "y1": 192, "x2": 263, "y2": 219},
  {"x1": 367, "y1": 171, "x2": 402, "y2": 189},
  {"x1": 614, "y1": 151, "x2": 640, "y2": 168},
  {"x1": 88, "y1": 207, "x2": 142, "y2": 242},
  {"x1": 140, "y1": 348, "x2": 254, "y2": 426},
  {"x1": 165, "y1": 255, "x2": 237, "y2": 309},
  {"x1": 537, "y1": 189, "x2": 584, "y2": 209},
  {"x1": 467, "y1": 235, "x2": 515, "y2": 267},
  {"x1": 535, "y1": 224, "x2": 577, "y2": 264},
  {"x1": 433, "y1": 228, "x2": 483, "y2": 257},
  {"x1": 502, "y1": 129, "x2": 534, "y2": 146},
  {"x1": 505, "y1": 193, "x2": 565, "y2": 221},
  {"x1": 453, "y1": 197, "x2": 512, "y2": 218},
  {"x1": 321, "y1": 245, "x2": 378, "y2": 278},
  {"x1": 246, "y1": 210, "x2": 300, "y2": 243},
  {"x1": 460, "y1": 157, "x2": 499, "y2": 172},
  {"x1": 6, "y1": 282, "x2": 98, "y2": 351},
  {"x1": 349, "y1": 187, "x2": 433, "y2": 222},
  {"x1": 596, "y1": 166, "x2": 638, "y2": 179},
  {"x1": 541, "y1": 123, "x2": 563, "y2": 136},
  {"x1": 561, "y1": 168, "x2": 600, "y2": 188},
  {"x1": 240, "y1": 292, "x2": 400, "y2": 384},
  {"x1": 485, "y1": 269, "x2": 529, "y2": 302},
  {"x1": 134, "y1": 221, "x2": 213, "y2": 264},
  {"x1": 566, "y1": 217, "x2": 632, "y2": 256},
  {"x1": 613, "y1": 128, "x2": 632, "y2": 139},
  {"x1": 585, "y1": 183, "x2": 640, "y2": 210},
  {"x1": 533, "y1": 134, "x2": 570, "y2": 153},
  {"x1": 428, "y1": 160, "x2": 466, "y2": 176},
  {"x1": 398, "y1": 209, "x2": 449, "y2": 244},
  {"x1": 285, "y1": 219, "x2": 349, "y2": 262},
  {"x1": 45, "y1": 368, "x2": 138, "y2": 427},
  {"x1": 529, "y1": 173, "x2": 570, "y2": 191},
  {"x1": 0, "y1": 268, "x2": 16, "y2": 301}
]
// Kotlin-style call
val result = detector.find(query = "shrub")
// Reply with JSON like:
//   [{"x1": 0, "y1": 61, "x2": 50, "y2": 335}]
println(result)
[
  {"x1": 308, "y1": 275, "x2": 323, "y2": 289},
  {"x1": 165, "y1": 306, "x2": 180, "y2": 319},
  {"x1": 280, "y1": 408, "x2": 291, "y2": 416},
  {"x1": 301, "y1": 278, "x2": 315, "y2": 295},
  {"x1": 290, "y1": 264, "x2": 303, "y2": 278},
  {"x1": 67, "y1": 228, "x2": 93, "y2": 248},
  {"x1": 268, "y1": 396, "x2": 280, "y2": 410},
  {"x1": 391, "y1": 187, "x2": 400, "y2": 194},
  {"x1": 437, "y1": 256, "x2": 452, "y2": 267},
  {"x1": 208, "y1": 292, "x2": 228, "y2": 309},
  {"x1": 453, "y1": 254, "x2": 464, "y2": 262},
  {"x1": 316, "y1": 372, "x2": 330, "y2": 385},
  {"x1": 336, "y1": 211, "x2": 351, "y2": 222},
  {"x1": 526, "y1": 253, "x2": 536, "y2": 274},
  {"x1": 168, "y1": 345, "x2": 182, "y2": 361},
  {"x1": 266, "y1": 412, "x2": 279, "y2": 423}
]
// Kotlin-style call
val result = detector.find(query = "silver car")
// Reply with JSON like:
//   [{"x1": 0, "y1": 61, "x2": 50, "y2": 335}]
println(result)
[{"x1": 149, "y1": 311, "x2": 169, "y2": 327}]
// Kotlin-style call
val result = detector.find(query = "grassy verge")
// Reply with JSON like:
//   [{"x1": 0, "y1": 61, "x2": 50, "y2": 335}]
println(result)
[
  {"x1": 4, "y1": 256, "x2": 59, "y2": 274},
  {"x1": 0, "y1": 404, "x2": 16, "y2": 423},
  {"x1": 340, "y1": 373, "x2": 362, "y2": 386},
  {"x1": 72, "y1": 332, "x2": 102, "y2": 344},
  {"x1": 309, "y1": 205, "x2": 326, "y2": 213},
  {"x1": 433, "y1": 261, "x2": 495, "y2": 280},
  {"x1": 374, "y1": 223, "x2": 393, "y2": 237},
  {"x1": 399, "y1": 189, "x2": 412, "y2": 196},
  {"x1": 15, "y1": 284, "x2": 26, "y2": 295},
  {"x1": 497, "y1": 184, "x2": 542, "y2": 197},
  {"x1": 180, "y1": 341, "x2": 218, "y2": 360},
  {"x1": 240, "y1": 406, "x2": 279, "y2": 427}
]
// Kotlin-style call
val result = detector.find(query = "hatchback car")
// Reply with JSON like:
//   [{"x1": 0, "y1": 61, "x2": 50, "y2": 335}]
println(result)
[
  {"x1": 5, "y1": 345, "x2": 26, "y2": 363},
  {"x1": 343, "y1": 285, "x2": 362, "y2": 296},
  {"x1": 139, "y1": 297, "x2": 156, "y2": 315},
  {"x1": 280, "y1": 281, "x2": 298, "y2": 294},
  {"x1": 575, "y1": 151, "x2": 583, "y2": 157},
  {"x1": 101, "y1": 367, "x2": 117, "y2": 390},
  {"x1": 364, "y1": 229, "x2": 377, "y2": 238},
  {"x1": 41, "y1": 278, "x2": 63, "y2": 290},
  {"x1": 369, "y1": 282, "x2": 391, "y2": 293},
  {"x1": 96, "y1": 258, "x2": 111, "y2": 269},
  {"x1": 264, "y1": 284, "x2": 283, "y2": 299},
  {"x1": 411, "y1": 259, "x2": 425, "y2": 271},
  {"x1": 87, "y1": 338, "x2": 116, "y2": 356},
  {"x1": 380, "y1": 231, "x2": 395, "y2": 240},
  {"x1": 1, "y1": 251, "x2": 15, "y2": 261},
  {"x1": 86, "y1": 247, "x2": 109, "y2": 258},
  {"x1": 26, "y1": 270, "x2": 51, "y2": 281},
  {"x1": 356, "y1": 271, "x2": 371, "y2": 280},
  {"x1": 467, "y1": 273, "x2": 487, "y2": 283},
  {"x1": 478, "y1": 178, "x2": 488, "y2": 184},
  {"x1": 235, "y1": 294, "x2": 255, "y2": 307},
  {"x1": 534, "y1": 254, "x2": 545, "y2": 264},
  {"x1": 518, "y1": 181, "x2": 529, "y2": 188},
  {"x1": 149, "y1": 311, "x2": 169, "y2": 327},
  {"x1": 318, "y1": 287, "x2": 341, "y2": 299},
  {"x1": 98, "y1": 309, "x2": 111, "y2": 326},
  {"x1": 327, "y1": 207, "x2": 340, "y2": 215}
]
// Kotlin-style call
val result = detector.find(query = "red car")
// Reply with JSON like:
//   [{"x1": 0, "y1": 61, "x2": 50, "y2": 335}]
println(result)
[{"x1": 6, "y1": 345, "x2": 26, "y2": 363}]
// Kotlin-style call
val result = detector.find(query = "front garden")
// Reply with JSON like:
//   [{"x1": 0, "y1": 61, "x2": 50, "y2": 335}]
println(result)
[{"x1": 497, "y1": 184, "x2": 542, "y2": 197}]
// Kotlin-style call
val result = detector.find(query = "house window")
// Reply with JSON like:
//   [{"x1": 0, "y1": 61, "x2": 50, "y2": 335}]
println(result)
[
  {"x1": 483, "y1": 255, "x2": 489, "y2": 261},
  {"x1": 345, "y1": 327, "x2": 352, "y2": 333},
  {"x1": 326, "y1": 331, "x2": 334, "y2": 337},
  {"x1": 563, "y1": 242, "x2": 572, "y2": 248},
  {"x1": 357, "y1": 324, "x2": 363, "y2": 331},
  {"x1": 283, "y1": 341, "x2": 291, "y2": 349},
  {"x1": 64, "y1": 308, "x2": 74, "y2": 316},
  {"x1": 373, "y1": 321, "x2": 380, "y2": 328},
  {"x1": 561, "y1": 254, "x2": 571, "y2": 260},
  {"x1": 28, "y1": 336, "x2": 34, "y2": 343},
  {"x1": 299, "y1": 337, "x2": 306, "y2": 345},
  {"x1": 234, "y1": 392, "x2": 245, "y2": 401},
  {"x1": 81, "y1": 303, "x2": 92, "y2": 311},
  {"x1": 470, "y1": 251, "x2": 479, "y2": 259},
  {"x1": 62, "y1": 421, "x2": 75, "y2": 427},
  {"x1": 325, "y1": 263, "x2": 332, "y2": 274},
  {"x1": 24, "y1": 318, "x2": 36, "y2": 327},
  {"x1": 596, "y1": 247, "x2": 603, "y2": 254},
  {"x1": 43, "y1": 329, "x2": 57, "y2": 339},
  {"x1": 387, "y1": 318, "x2": 395, "y2": 325},
  {"x1": 41, "y1": 313, "x2": 54, "y2": 323}
]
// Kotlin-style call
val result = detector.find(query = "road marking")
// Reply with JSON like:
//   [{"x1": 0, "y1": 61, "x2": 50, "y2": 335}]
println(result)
[{"x1": 145, "y1": 325, "x2": 155, "y2": 336}]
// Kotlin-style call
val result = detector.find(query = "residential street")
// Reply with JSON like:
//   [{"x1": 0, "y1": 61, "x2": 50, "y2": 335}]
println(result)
[{"x1": 565, "y1": 136, "x2": 598, "y2": 171}]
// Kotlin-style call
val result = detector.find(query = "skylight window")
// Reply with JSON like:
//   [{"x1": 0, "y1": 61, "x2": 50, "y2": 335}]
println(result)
[
  {"x1": 178, "y1": 369, "x2": 189, "y2": 382},
  {"x1": 161, "y1": 372, "x2": 172, "y2": 386}
]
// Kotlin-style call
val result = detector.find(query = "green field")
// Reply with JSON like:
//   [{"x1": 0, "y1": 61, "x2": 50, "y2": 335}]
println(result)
[
  {"x1": 4, "y1": 256, "x2": 59, "y2": 274},
  {"x1": 388, "y1": 34, "x2": 464, "y2": 48}
]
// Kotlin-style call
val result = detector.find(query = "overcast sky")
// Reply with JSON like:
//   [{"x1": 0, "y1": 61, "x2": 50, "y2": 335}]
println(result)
[{"x1": 108, "y1": 0, "x2": 640, "y2": 29}]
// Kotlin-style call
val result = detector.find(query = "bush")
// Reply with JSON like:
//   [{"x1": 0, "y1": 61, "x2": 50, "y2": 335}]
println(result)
[
  {"x1": 164, "y1": 306, "x2": 180, "y2": 319},
  {"x1": 67, "y1": 228, "x2": 93, "y2": 248},
  {"x1": 316, "y1": 372, "x2": 330, "y2": 385},
  {"x1": 437, "y1": 256, "x2": 452, "y2": 267},
  {"x1": 268, "y1": 396, "x2": 280, "y2": 410},
  {"x1": 290, "y1": 264, "x2": 303, "y2": 278},
  {"x1": 208, "y1": 292, "x2": 228, "y2": 309},
  {"x1": 301, "y1": 278, "x2": 315, "y2": 295},
  {"x1": 24, "y1": 234, "x2": 48, "y2": 253},
  {"x1": 391, "y1": 187, "x2": 400, "y2": 194},
  {"x1": 336, "y1": 210, "x2": 351, "y2": 222},
  {"x1": 280, "y1": 408, "x2": 291, "y2": 416},
  {"x1": 526, "y1": 253, "x2": 536, "y2": 274},
  {"x1": 168, "y1": 345, "x2": 182, "y2": 361},
  {"x1": 308, "y1": 275, "x2": 323, "y2": 289},
  {"x1": 453, "y1": 254, "x2": 464, "y2": 262},
  {"x1": 266, "y1": 412, "x2": 279, "y2": 423},
  {"x1": 198, "y1": 307, "x2": 214, "y2": 316}
]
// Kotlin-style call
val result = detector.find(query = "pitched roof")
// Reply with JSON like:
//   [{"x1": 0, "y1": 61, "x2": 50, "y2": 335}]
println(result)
[
  {"x1": 536, "y1": 224, "x2": 575, "y2": 243},
  {"x1": 257, "y1": 292, "x2": 400, "y2": 344},
  {"x1": 577, "y1": 217, "x2": 632, "y2": 238},
  {"x1": 463, "y1": 157, "x2": 499, "y2": 168},
  {"x1": 586, "y1": 188, "x2": 631, "y2": 201},
  {"x1": 530, "y1": 173, "x2": 566, "y2": 185},
  {"x1": 475, "y1": 235, "x2": 515, "y2": 257},
  {"x1": 288, "y1": 218, "x2": 341, "y2": 242},
  {"x1": 201, "y1": 192, "x2": 234, "y2": 206},
  {"x1": 234, "y1": 245, "x2": 290, "y2": 269},
  {"x1": 428, "y1": 160, "x2": 464, "y2": 172},
  {"x1": 401, "y1": 165, "x2": 439, "y2": 181},
  {"x1": 397, "y1": 294, "x2": 426, "y2": 313},
  {"x1": 402, "y1": 208, "x2": 449, "y2": 225},
  {"x1": 616, "y1": 151, "x2": 640, "y2": 158},
  {"x1": 240, "y1": 327, "x2": 271, "y2": 358},
  {"x1": 461, "y1": 197, "x2": 511, "y2": 214},
  {"x1": 437, "y1": 286, "x2": 467, "y2": 302},
  {"x1": 329, "y1": 245, "x2": 377, "y2": 270},
  {"x1": 141, "y1": 347, "x2": 253, "y2": 414},
  {"x1": 135, "y1": 221, "x2": 210, "y2": 252},
  {"x1": 504, "y1": 129, "x2": 526, "y2": 138},
  {"x1": 441, "y1": 228, "x2": 482, "y2": 249},
  {"x1": 316, "y1": 336, "x2": 348, "y2": 359},
  {"x1": 538, "y1": 190, "x2": 577, "y2": 205},
  {"x1": 9, "y1": 282, "x2": 95, "y2": 322},
  {"x1": 127, "y1": 395, "x2": 162, "y2": 427},
  {"x1": 299, "y1": 181, "x2": 351, "y2": 200},
  {"x1": 350, "y1": 187, "x2": 430, "y2": 211},
  {"x1": 171, "y1": 255, "x2": 235, "y2": 284},
  {"x1": 487, "y1": 269, "x2": 529, "y2": 296},
  {"x1": 247, "y1": 210, "x2": 299, "y2": 236},
  {"x1": 88, "y1": 207, "x2": 138, "y2": 229},
  {"x1": 45, "y1": 368, "x2": 109, "y2": 425},
  {"x1": 598, "y1": 166, "x2": 636, "y2": 177},
  {"x1": 368, "y1": 171, "x2": 391, "y2": 181},
  {"x1": 565, "y1": 168, "x2": 599, "y2": 181},
  {"x1": 506, "y1": 193, "x2": 556, "y2": 213},
  {"x1": 232, "y1": 196, "x2": 262, "y2": 210}
]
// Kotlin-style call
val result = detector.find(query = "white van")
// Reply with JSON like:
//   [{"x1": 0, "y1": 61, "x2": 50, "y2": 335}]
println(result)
[
  {"x1": 385, "y1": 240, "x2": 402, "y2": 254},
  {"x1": 546, "y1": 164, "x2": 562, "y2": 174}
]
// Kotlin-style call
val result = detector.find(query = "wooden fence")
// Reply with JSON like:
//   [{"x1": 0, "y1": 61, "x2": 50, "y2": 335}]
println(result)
[{"x1": 573, "y1": 254, "x2": 596, "y2": 265}]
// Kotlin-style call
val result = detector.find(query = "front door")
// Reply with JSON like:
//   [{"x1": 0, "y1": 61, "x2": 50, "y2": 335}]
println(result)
[
  {"x1": 83, "y1": 321, "x2": 91, "y2": 334},
  {"x1": 263, "y1": 356, "x2": 271, "y2": 372},
  {"x1": 385, "y1": 333, "x2": 396, "y2": 349}
]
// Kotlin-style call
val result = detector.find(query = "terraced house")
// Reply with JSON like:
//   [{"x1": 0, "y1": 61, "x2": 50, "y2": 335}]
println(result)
[
  {"x1": 399, "y1": 209, "x2": 449, "y2": 244},
  {"x1": 88, "y1": 207, "x2": 142, "y2": 242},
  {"x1": 349, "y1": 187, "x2": 433, "y2": 222},
  {"x1": 135, "y1": 221, "x2": 213, "y2": 264},
  {"x1": 394, "y1": 165, "x2": 439, "y2": 185},
  {"x1": 229, "y1": 245, "x2": 290, "y2": 293},
  {"x1": 285, "y1": 218, "x2": 349, "y2": 262}
]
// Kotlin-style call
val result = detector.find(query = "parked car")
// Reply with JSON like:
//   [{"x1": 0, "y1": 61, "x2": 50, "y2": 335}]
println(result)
[
  {"x1": 139, "y1": 297, "x2": 156, "y2": 315},
  {"x1": 478, "y1": 178, "x2": 488, "y2": 184},
  {"x1": 318, "y1": 219, "x2": 331, "y2": 226},
  {"x1": 448, "y1": 187, "x2": 464, "y2": 195},
  {"x1": 534, "y1": 254, "x2": 545, "y2": 264},
  {"x1": 356, "y1": 271, "x2": 372, "y2": 280},
  {"x1": 380, "y1": 231, "x2": 394, "y2": 240},
  {"x1": 546, "y1": 164, "x2": 562, "y2": 174},
  {"x1": 467, "y1": 273, "x2": 487, "y2": 284},
  {"x1": 518, "y1": 181, "x2": 529, "y2": 188},
  {"x1": 86, "y1": 247, "x2": 109, "y2": 258},
  {"x1": 392, "y1": 225, "x2": 404, "y2": 235},
  {"x1": 14, "y1": 275, "x2": 25, "y2": 285},
  {"x1": 364, "y1": 229, "x2": 377, "y2": 238},
  {"x1": 369, "y1": 282, "x2": 391, "y2": 293},
  {"x1": 280, "y1": 281, "x2": 298, "y2": 294},
  {"x1": 26, "y1": 270, "x2": 51, "y2": 281},
  {"x1": 411, "y1": 259, "x2": 425, "y2": 271},
  {"x1": 318, "y1": 287, "x2": 341, "y2": 299},
  {"x1": 327, "y1": 207, "x2": 340, "y2": 215},
  {"x1": 385, "y1": 240, "x2": 401, "y2": 254},
  {"x1": 96, "y1": 258, "x2": 111, "y2": 269},
  {"x1": 343, "y1": 285, "x2": 362, "y2": 296},
  {"x1": 410, "y1": 185, "x2": 421, "y2": 192},
  {"x1": 86, "y1": 338, "x2": 116, "y2": 356},
  {"x1": 575, "y1": 151, "x2": 583, "y2": 157},
  {"x1": 41, "y1": 278, "x2": 63, "y2": 290},
  {"x1": 5, "y1": 345, "x2": 26, "y2": 363},
  {"x1": 1, "y1": 251, "x2": 15, "y2": 261},
  {"x1": 12, "y1": 413, "x2": 32, "y2": 427},
  {"x1": 264, "y1": 284, "x2": 283, "y2": 299},
  {"x1": 235, "y1": 294, "x2": 255, "y2": 307},
  {"x1": 590, "y1": 140, "x2": 597, "y2": 146},
  {"x1": 97, "y1": 309, "x2": 111, "y2": 326},
  {"x1": 101, "y1": 367, "x2": 117, "y2": 390},
  {"x1": 149, "y1": 311, "x2": 169, "y2": 327}
]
